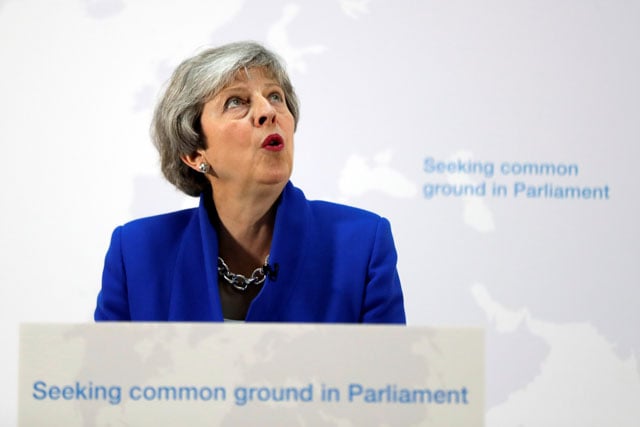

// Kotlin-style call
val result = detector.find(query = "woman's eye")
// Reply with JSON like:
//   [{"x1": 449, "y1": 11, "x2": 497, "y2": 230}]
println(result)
[
  {"x1": 269, "y1": 92, "x2": 283, "y2": 103},
  {"x1": 224, "y1": 97, "x2": 244, "y2": 109}
]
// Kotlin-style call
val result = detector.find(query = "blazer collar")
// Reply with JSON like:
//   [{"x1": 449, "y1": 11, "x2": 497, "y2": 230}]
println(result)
[
  {"x1": 168, "y1": 181, "x2": 310, "y2": 321},
  {"x1": 246, "y1": 182, "x2": 311, "y2": 320},
  {"x1": 168, "y1": 194, "x2": 223, "y2": 321}
]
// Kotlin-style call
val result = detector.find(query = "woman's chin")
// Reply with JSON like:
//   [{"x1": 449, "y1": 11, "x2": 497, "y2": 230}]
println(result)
[
  {"x1": 256, "y1": 168, "x2": 292, "y2": 187},
  {"x1": 257, "y1": 175, "x2": 290, "y2": 188}
]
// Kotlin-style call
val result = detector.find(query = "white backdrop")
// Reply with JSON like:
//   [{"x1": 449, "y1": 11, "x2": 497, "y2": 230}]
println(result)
[{"x1": 1, "y1": 0, "x2": 639, "y2": 425}]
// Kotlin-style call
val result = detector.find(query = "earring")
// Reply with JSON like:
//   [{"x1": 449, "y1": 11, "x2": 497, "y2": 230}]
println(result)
[{"x1": 198, "y1": 162, "x2": 210, "y2": 173}]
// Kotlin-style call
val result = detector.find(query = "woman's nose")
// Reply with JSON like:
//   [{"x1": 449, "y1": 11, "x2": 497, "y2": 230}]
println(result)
[{"x1": 253, "y1": 96, "x2": 276, "y2": 127}]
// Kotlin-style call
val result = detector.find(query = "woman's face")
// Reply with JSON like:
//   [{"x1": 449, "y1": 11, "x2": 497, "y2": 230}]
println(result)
[{"x1": 197, "y1": 67, "x2": 295, "y2": 194}]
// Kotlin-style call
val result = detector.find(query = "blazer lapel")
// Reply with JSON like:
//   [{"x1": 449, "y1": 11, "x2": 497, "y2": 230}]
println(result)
[
  {"x1": 246, "y1": 182, "x2": 310, "y2": 320},
  {"x1": 168, "y1": 195, "x2": 224, "y2": 321}
]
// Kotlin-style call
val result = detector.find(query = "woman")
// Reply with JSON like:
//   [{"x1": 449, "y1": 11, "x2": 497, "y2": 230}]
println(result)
[{"x1": 95, "y1": 41, "x2": 405, "y2": 323}]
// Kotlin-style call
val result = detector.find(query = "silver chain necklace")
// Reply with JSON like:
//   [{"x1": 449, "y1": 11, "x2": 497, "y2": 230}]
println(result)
[{"x1": 217, "y1": 255, "x2": 270, "y2": 292}]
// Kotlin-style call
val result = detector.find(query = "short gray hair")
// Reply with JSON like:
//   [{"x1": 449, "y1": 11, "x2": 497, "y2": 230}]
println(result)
[{"x1": 151, "y1": 41, "x2": 300, "y2": 196}]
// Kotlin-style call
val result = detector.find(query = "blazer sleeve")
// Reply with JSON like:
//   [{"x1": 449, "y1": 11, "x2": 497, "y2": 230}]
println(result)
[
  {"x1": 94, "y1": 226, "x2": 131, "y2": 321},
  {"x1": 361, "y1": 217, "x2": 406, "y2": 324}
]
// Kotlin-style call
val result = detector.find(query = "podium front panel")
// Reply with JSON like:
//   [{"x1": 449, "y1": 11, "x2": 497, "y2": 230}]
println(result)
[{"x1": 19, "y1": 323, "x2": 484, "y2": 426}]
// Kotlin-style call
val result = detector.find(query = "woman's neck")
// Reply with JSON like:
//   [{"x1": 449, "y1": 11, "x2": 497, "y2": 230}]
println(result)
[{"x1": 210, "y1": 183, "x2": 282, "y2": 276}]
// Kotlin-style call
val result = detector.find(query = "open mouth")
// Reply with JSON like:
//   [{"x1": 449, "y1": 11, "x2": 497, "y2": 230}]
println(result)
[{"x1": 262, "y1": 134, "x2": 284, "y2": 151}]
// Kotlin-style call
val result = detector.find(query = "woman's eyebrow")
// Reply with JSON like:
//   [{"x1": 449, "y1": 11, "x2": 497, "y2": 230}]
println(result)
[
  {"x1": 218, "y1": 84, "x2": 248, "y2": 94},
  {"x1": 218, "y1": 81, "x2": 281, "y2": 95}
]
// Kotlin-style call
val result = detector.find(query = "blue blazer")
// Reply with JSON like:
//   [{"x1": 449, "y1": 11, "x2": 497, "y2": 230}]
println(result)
[{"x1": 95, "y1": 182, "x2": 405, "y2": 323}]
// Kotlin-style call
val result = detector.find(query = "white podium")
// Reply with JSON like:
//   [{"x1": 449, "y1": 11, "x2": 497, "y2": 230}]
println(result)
[{"x1": 19, "y1": 323, "x2": 484, "y2": 426}]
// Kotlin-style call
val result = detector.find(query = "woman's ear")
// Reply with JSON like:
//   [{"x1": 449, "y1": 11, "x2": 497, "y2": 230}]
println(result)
[{"x1": 180, "y1": 149, "x2": 207, "y2": 173}]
